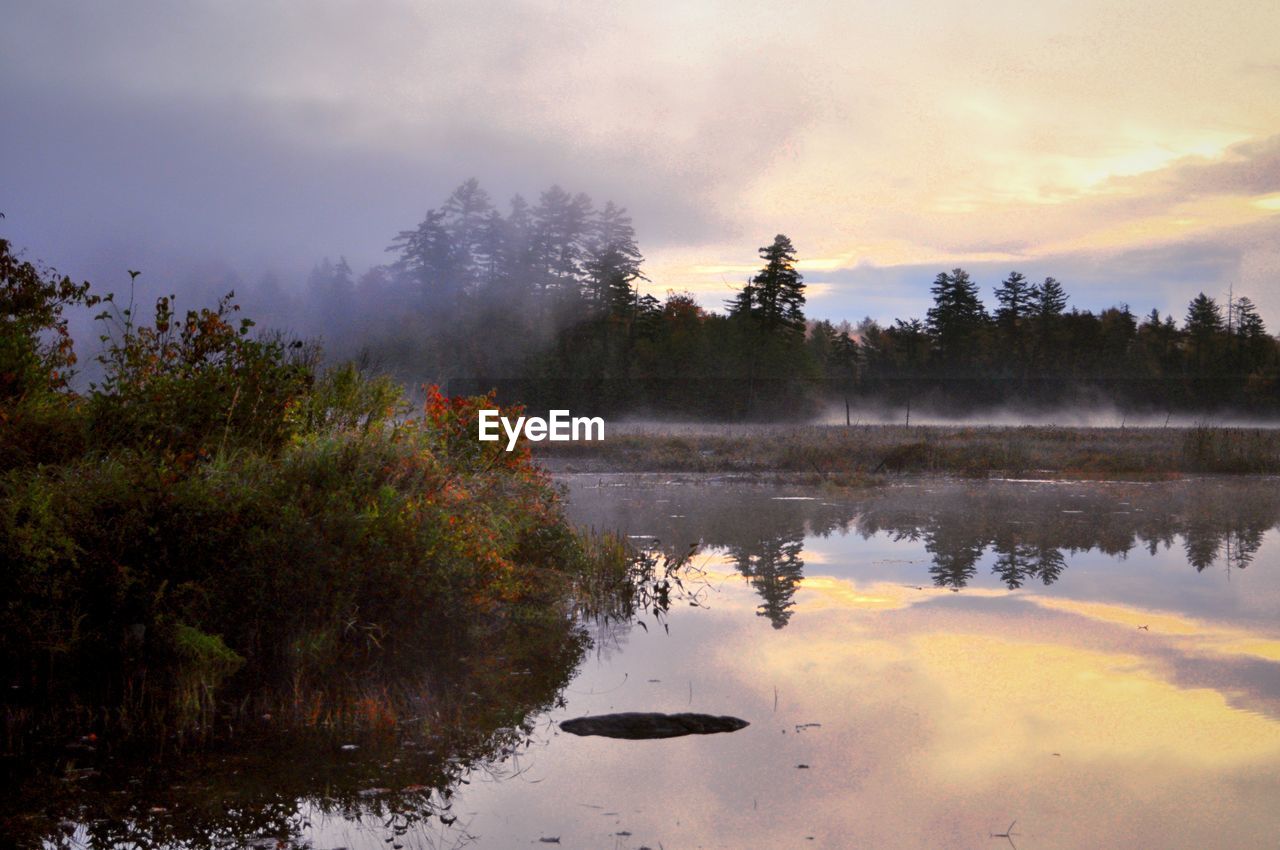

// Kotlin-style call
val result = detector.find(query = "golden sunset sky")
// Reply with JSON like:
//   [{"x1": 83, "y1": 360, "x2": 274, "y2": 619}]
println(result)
[{"x1": 3, "y1": 0, "x2": 1279, "y2": 321}]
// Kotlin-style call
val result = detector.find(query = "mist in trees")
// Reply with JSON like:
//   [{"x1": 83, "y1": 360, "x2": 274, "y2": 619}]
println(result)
[{"x1": 226, "y1": 178, "x2": 1278, "y2": 419}]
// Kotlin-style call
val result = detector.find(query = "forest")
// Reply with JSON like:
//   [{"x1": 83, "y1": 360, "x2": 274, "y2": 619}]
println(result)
[{"x1": 230, "y1": 179, "x2": 1279, "y2": 419}]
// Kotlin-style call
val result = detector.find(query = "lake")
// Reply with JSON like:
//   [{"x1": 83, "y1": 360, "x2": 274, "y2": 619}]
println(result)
[{"x1": 30, "y1": 475, "x2": 1280, "y2": 849}]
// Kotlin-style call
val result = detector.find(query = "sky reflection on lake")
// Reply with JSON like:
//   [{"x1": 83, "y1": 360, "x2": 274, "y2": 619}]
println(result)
[
  {"x1": 42, "y1": 475, "x2": 1280, "y2": 849},
  {"x1": 422, "y1": 475, "x2": 1280, "y2": 849}
]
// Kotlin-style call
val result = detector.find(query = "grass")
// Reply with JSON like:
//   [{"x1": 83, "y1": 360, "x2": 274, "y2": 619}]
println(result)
[{"x1": 534, "y1": 423, "x2": 1280, "y2": 477}]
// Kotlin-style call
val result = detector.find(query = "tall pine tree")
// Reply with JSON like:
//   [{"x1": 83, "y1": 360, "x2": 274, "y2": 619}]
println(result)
[
  {"x1": 925, "y1": 268, "x2": 987, "y2": 366},
  {"x1": 738, "y1": 234, "x2": 806, "y2": 336},
  {"x1": 993, "y1": 270, "x2": 1034, "y2": 376}
]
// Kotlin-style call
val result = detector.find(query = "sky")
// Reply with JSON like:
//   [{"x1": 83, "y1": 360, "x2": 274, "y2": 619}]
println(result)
[{"x1": 3, "y1": 0, "x2": 1280, "y2": 325}]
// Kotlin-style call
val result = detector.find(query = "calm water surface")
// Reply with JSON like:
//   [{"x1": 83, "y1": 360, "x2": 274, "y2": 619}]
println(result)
[{"x1": 45, "y1": 476, "x2": 1280, "y2": 849}]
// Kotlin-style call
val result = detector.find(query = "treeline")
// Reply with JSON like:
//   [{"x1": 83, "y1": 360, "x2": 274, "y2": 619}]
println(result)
[
  {"x1": 847, "y1": 270, "x2": 1278, "y2": 414},
  {"x1": 238, "y1": 179, "x2": 1279, "y2": 416}
]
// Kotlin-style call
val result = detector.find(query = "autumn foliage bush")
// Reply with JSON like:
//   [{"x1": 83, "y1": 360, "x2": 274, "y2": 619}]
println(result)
[{"x1": 0, "y1": 238, "x2": 614, "y2": 739}]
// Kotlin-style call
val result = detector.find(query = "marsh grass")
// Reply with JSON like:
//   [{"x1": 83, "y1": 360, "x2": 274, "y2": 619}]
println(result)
[
  {"x1": 570, "y1": 535, "x2": 705, "y2": 631},
  {"x1": 536, "y1": 423, "x2": 1280, "y2": 477}
]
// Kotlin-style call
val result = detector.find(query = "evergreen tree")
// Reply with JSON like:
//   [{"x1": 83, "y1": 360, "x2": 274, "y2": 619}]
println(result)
[
  {"x1": 1029, "y1": 276, "x2": 1069, "y2": 377},
  {"x1": 1232, "y1": 296, "x2": 1274, "y2": 399},
  {"x1": 439, "y1": 178, "x2": 495, "y2": 294},
  {"x1": 993, "y1": 271, "x2": 1033, "y2": 329},
  {"x1": 925, "y1": 268, "x2": 987, "y2": 365},
  {"x1": 722, "y1": 235, "x2": 810, "y2": 416},
  {"x1": 633, "y1": 293, "x2": 662, "y2": 338},
  {"x1": 1033, "y1": 276, "x2": 1068, "y2": 320},
  {"x1": 502, "y1": 194, "x2": 534, "y2": 280},
  {"x1": 1235, "y1": 296, "x2": 1266, "y2": 340},
  {"x1": 806, "y1": 320, "x2": 839, "y2": 362},
  {"x1": 1034, "y1": 277, "x2": 1064, "y2": 313},
  {"x1": 531, "y1": 186, "x2": 593, "y2": 294},
  {"x1": 887, "y1": 318, "x2": 931, "y2": 372},
  {"x1": 993, "y1": 270, "x2": 1034, "y2": 376},
  {"x1": 1095, "y1": 305, "x2": 1138, "y2": 388},
  {"x1": 726, "y1": 281, "x2": 756, "y2": 318},
  {"x1": 1185, "y1": 292, "x2": 1224, "y2": 336},
  {"x1": 583, "y1": 201, "x2": 645, "y2": 313},
  {"x1": 473, "y1": 209, "x2": 508, "y2": 290},
  {"x1": 388, "y1": 208, "x2": 459, "y2": 304},
  {"x1": 1184, "y1": 292, "x2": 1224, "y2": 370},
  {"x1": 742, "y1": 234, "x2": 805, "y2": 335},
  {"x1": 1135, "y1": 308, "x2": 1182, "y2": 404}
]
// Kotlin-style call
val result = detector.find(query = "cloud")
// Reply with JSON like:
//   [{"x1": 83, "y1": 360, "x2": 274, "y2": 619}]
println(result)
[
  {"x1": 1073, "y1": 133, "x2": 1280, "y2": 219},
  {"x1": 3, "y1": 0, "x2": 1279, "y2": 328},
  {"x1": 801, "y1": 216, "x2": 1280, "y2": 325},
  {"x1": 1, "y1": 0, "x2": 824, "y2": 282},
  {"x1": 1152, "y1": 135, "x2": 1280, "y2": 200}
]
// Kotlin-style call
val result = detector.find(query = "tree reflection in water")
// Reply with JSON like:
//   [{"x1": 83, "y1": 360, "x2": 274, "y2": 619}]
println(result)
[
  {"x1": 725, "y1": 534, "x2": 807, "y2": 628},
  {"x1": 9, "y1": 610, "x2": 590, "y2": 849},
  {"x1": 17, "y1": 477, "x2": 1280, "y2": 848},
  {"x1": 990, "y1": 543, "x2": 1067, "y2": 589},
  {"x1": 573, "y1": 477, "x2": 1280, "y2": 613}
]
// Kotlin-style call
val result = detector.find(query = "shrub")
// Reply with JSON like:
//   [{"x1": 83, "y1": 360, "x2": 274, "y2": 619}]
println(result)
[
  {"x1": 88, "y1": 291, "x2": 314, "y2": 458},
  {"x1": 1, "y1": 260, "x2": 624, "y2": 742},
  {"x1": 0, "y1": 237, "x2": 96, "y2": 468}
]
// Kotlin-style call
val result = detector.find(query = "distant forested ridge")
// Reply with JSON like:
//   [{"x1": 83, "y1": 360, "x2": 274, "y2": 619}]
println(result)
[{"x1": 239, "y1": 179, "x2": 1279, "y2": 417}]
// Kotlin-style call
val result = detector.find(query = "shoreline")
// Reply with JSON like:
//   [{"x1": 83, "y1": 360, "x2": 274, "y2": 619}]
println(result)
[{"x1": 533, "y1": 424, "x2": 1280, "y2": 477}]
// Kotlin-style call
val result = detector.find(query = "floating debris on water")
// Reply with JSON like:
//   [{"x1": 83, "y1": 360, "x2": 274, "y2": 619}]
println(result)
[{"x1": 560, "y1": 712, "x2": 749, "y2": 739}]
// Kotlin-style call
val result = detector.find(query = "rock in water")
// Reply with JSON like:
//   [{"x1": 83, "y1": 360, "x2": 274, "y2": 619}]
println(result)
[{"x1": 559, "y1": 712, "x2": 749, "y2": 739}]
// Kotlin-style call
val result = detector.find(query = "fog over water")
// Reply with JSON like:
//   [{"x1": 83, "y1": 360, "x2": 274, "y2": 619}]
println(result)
[
  {"x1": 604, "y1": 407, "x2": 1280, "y2": 430},
  {"x1": 808, "y1": 405, "x2": 1280, "y2": 428}
]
